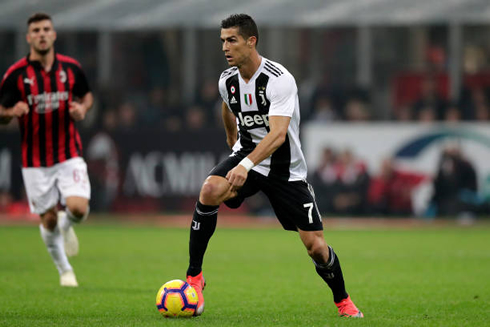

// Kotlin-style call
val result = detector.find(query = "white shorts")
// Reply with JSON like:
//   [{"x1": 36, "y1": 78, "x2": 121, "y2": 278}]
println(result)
[{"x1": 22, "y1": 157, "x2": 91, "y2": 214}]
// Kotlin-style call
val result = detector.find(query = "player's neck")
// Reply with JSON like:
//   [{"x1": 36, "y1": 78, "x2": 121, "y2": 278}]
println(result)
[
  {"x1": 29, "y1": 49, "x2": 55, "y2": 72},
  {"x1": 238, "y1": 53, "x2": 261, "y2": 83}
]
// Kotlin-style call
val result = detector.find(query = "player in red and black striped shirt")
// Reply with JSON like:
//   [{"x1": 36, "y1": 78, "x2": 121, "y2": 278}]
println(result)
[{"x1": 0, "y1": 13, "x2": 93, "y2": 287}]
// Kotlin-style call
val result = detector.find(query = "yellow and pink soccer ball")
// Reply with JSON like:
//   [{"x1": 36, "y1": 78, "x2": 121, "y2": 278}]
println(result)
[{"x1": 156, "y1": 279, "x2": 199, "y2": 317}]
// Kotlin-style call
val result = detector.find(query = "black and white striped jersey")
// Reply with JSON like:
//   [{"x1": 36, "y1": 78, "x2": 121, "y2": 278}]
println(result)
[{"x1": 218, "y1": 57, "x2": 307, "y2": 181}]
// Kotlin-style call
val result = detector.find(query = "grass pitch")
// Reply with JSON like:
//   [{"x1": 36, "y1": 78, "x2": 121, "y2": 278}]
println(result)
[{"x1": 0, "y1": 219, "x2": 489, "y2": 327}]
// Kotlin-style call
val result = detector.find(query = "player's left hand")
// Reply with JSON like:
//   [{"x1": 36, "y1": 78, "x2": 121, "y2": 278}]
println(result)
[
  {"x1": 226, "y1": 165, "x2": 248, "y2": 190},
  {"x1": 69, "y1": 102, "x2": 87, "y2": 121}
]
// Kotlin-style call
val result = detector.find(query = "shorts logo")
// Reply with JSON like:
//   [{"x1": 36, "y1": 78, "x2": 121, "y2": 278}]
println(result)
[{"x1": 244, "y1": 94, "x2": 253, "y2": 106}]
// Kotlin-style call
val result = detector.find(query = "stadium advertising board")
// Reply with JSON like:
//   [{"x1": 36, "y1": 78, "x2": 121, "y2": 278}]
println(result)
[
  {"x1": 303, "y1": 123, "x2": 490, "y2": 215},
  {"x1": 0, "y1": 130, "x2": 229, "y2": 213}
]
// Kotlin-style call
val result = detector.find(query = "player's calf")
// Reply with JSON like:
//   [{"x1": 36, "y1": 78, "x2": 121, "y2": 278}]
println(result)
[
  {"x1": 40, "y1": 209, "x2": 58, "y2": 231},
  {"x1": 58, "y1": 211, "x2": 79, "y2": 257}
]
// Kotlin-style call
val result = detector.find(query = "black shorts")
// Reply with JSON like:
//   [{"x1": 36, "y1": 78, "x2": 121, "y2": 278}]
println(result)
[{"x1": 209, "y1": 155, "x2": 323, "y2": 232}]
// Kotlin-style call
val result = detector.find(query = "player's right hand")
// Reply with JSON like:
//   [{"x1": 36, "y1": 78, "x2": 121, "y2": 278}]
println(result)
[
  {"x1": 13, "y1": 101, "x2": 29, "y2": 117},
  {"x1": 226, "y1": 165, "x2": 248, "y2": 190}
]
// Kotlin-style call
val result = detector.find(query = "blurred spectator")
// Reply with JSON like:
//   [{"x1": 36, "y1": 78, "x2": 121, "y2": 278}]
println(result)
[
  {"x1": 140, "y1": 87, "x2": 165, "y2": 128},
  {"x1": 163, "y1": 115, "x2": 183, "y2": 132},
  {"x1": 118, "y1": 102, "x2": 138, "y2": 131},
  {"x1": 412, "y1": 77, "x2": 447, "y2": 120},
  {"x1": 86, "y1": 132, "x2": 119, "y2": 212},
  {"x1": 185, "y1": 105, "x2": 207, "y2": 131},
  {"x1": 427, "y1": 144, "x2": 478, "y2": 217},
  {"x1": 331, "y1": 149, "x2": 370, "y2": 215},
  {"x1": 459, "y1": 86, "x2": 489, "y2": 120},
  {"x1": 311, "y1": 147, "x2": 337, "y2": 213},
  {"x1": 344, "y1": 98, "x2": 370, "y2": 121},
  {"x1": 310, "y1": 95, "x2": 338, "y2": 122},
  {"x1": 196, "y1": 79, "x2": 221, "y2": 126},
  {"x1": 444, "y1": 103, "x2": 461, "y2": 122},
  {"x1": 426, "y1": 45, "x2": 446, "y2": 72},
  {"x1": 474, "y1": 103, "x2": 490, "y2": 121},
  {"x1": 368, "y1": 158, "x2": 427, "y2": 216},
  {"x1": 101, "y1": 108, "x2": 118, "y2": 132},
  {"x1": 417, "y1": 105, "x2": 437, "y2": 123},
  {"x1": 394, "y1": 105, "x2": 414, "y2": 122}
]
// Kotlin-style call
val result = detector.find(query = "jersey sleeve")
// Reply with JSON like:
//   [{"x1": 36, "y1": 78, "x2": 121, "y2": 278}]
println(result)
[
  {"x1": 0, "y1": 72, "x2": 22, "y2": 108},
  {"x1": 218, "y1": 76, "x2": 231, "y2": 111},
  {"x1": 267, "y1": 73, "x2": 297, "y2": 117},
  {"x1": 72, "y1": 65, "x2": 91, "y2": 98}
]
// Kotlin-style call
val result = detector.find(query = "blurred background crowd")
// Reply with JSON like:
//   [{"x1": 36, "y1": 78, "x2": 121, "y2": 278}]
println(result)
[{"x1": 1, "y1": 1, "x2": 490, "y2": 219}]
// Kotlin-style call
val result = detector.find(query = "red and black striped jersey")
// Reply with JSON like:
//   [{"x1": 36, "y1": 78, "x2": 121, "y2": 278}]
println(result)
[{"x1": 0, "y1": 53, "x2": 91, "y2": 168}]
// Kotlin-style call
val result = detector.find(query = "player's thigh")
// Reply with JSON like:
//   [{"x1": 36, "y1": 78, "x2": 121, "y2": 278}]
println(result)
[
  {"x1": 21, "y1": 166, "x2": 59, "y2": 214},
  {"x1": 264, "y1": 179, "x2": 323, "y2": 231},
  {"x1": 206, "y1": 155, "x2": 260, "y2": 202},
  {"x1": 56, "y1": 157, "x2": 91, "y2": 200},
  {"x1": 208, "y1": 155, "x2": 241, "y2": 178}
]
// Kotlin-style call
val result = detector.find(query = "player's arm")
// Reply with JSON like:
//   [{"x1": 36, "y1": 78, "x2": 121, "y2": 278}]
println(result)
[
  {"x1": 226, "y1": 115, "x2": 290, "y2": 189},
  {"x1": 222, "y1": 101, "x2": 237, "y2": 149},
  {"x1": 0, "y1": 73, "x2": 28, "y2": 124},
  {"x1": 69, "y1": 64, "x2": 93, "y2": 121},
  {"x1": 0, "y1": 102, "x2": 29, "y2": 124},
  {"x1": 69, "y1": 91, "x2": 93, "y2": 121}
]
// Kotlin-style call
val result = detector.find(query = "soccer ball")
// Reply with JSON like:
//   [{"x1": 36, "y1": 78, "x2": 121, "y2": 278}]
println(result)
[{"x1": 156, "y1": 279, "x2": 199, "y2": 317}]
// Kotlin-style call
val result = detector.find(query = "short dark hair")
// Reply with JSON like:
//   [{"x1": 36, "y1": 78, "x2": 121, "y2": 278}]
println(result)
[
  {"x1": 27, "y1": 12, "x2": 52, "y2": 26},
  {"x1": 221, "y1": 14, "x2": 259, "y2": 46}
]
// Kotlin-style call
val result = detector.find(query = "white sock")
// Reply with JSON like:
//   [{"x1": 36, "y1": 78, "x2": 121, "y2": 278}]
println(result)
[
  {"x1": 57, "y1": 211, "x2": 72, "y2": 232},
  {"x1": 39, "y1": 224, "x2": 73, "y2": 275}
]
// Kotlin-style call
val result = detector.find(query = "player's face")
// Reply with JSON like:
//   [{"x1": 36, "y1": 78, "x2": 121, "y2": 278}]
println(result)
[
  {"x1": 221, "y1": 27, "x2": 254, "y2": 68},
  {"x1": 26, "y1": 20, "x2": 57, "y2": 56}
]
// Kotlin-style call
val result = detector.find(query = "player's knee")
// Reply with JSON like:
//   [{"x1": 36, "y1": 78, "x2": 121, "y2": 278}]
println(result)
[
  {"x1": 41, "y1": 211, "x2": 57, "y2": 231},
  {"x1": 200, "y1": 180, "x2": 225, "y2": 204},
  {"x1": 67, "y1": 204, "x2": 88, "y2": 220}
]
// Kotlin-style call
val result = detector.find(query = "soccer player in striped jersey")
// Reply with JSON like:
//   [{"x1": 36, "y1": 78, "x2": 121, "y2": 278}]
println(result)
[
  {"x1": 186, "y1": 14, "x2": 363, "y2": 318},
  {"x1": 0, "y1": 13, "x2": 93, "y2": 287}
]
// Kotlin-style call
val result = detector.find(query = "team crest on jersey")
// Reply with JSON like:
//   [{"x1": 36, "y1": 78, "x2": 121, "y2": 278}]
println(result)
[
  {"x1": 258, "y1": 86, "x2": 267, "y2": 106},
  {"x1": 59, "y1": 70, "x2": 67, "y2": 83},
  {"x1": 230, "y1": 86, "x2": 236, "y2": 94},
  {"x1": 244, "y1": 93, "x2": 253, "y2": 106}
]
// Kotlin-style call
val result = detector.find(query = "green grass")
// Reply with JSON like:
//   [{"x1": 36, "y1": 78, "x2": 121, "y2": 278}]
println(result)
[{"x1": 0, "y1": 222, "x2": 489, "y2": 326}]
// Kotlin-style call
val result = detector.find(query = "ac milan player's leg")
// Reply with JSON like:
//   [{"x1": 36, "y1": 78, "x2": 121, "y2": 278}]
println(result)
[
  {"x1": 39, "y1": 208, "x2": 77, "y2": 287},
  {"x1": 58, "y1": 196, "x2": 89, "y2": 257},
  {"x1": 57, "y1": 158, "x2": 91, "y2": 257},
  {"x1": 298, "y1": 230, "x2": 363, "y2": 317},
  {"x1": 186, "y1": 175, "x2": 236, "y2": 315}
]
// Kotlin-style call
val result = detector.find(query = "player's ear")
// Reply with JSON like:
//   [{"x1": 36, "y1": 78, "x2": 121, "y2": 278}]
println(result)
[{"x1": 248, "y1": 36, "x2": 257, "y2": 48}]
